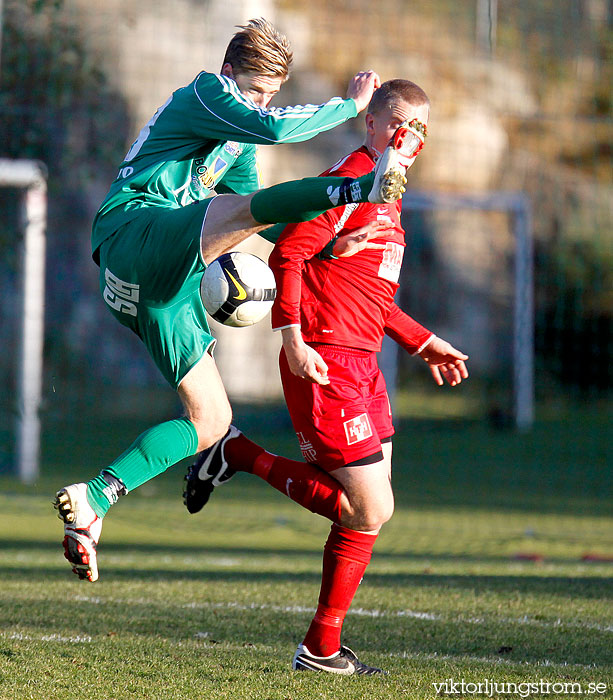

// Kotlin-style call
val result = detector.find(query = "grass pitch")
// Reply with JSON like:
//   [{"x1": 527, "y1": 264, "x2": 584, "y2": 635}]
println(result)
[{"x1": 0, "y1": 401, "x2": 611, "y2": 699}]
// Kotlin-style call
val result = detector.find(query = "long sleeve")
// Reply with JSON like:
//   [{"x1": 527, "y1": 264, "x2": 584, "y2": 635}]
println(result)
[
  {"x1": 269, "y1": 210, "x2": 346, "y2": 329},
  {"x1": 190, "y1": 72, "x2": 358, "y2": 145},
  {"x1": 384, "y1": 303, "x2": 434, "y2": 355}
]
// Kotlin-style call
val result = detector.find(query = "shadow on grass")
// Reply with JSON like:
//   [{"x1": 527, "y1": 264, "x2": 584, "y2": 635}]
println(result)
[
  {"x1": 1, "y1": 583, "x2": 611, "y2": 669},
  {"x1": 2, "y1": 537, "x2": 613, "y2": 572},
  {"x1": 1, "y1": 540, "x2": 611, "y2": 600}
]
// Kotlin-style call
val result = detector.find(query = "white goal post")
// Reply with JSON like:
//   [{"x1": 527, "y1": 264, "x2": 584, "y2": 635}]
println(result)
[
  {"x1": 0, "y1": 159, "x2": 48, "y2": 483},
  {"x1": 381, "y1": 190, "x2": 534, "y2": 430}
]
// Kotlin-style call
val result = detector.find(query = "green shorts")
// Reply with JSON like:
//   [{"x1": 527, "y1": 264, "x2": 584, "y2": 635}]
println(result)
[{"x1": 96, "y1": 201, "x2": 216, "y2": 389}]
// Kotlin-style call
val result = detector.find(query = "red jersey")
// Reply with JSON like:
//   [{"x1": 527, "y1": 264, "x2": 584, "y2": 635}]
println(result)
[{"x1": 269, "y1": 146, "x2": 433, "y2": 353}]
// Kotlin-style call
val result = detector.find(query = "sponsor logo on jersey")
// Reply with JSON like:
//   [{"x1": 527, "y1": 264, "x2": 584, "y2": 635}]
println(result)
[
  {"x1": 343, "y1": 413, "x2": 373, "y2": 445},
  {"x1": 192, "y1": 158, "x2": 209, "y2": 193},
  {"x1": 212, "y1": 156, "x2": 228, "y2": 175},
  {"x1": 224, "y1": 141, "x2": 243, "y2": 157},
  {"x1": 378, "y1": 241, "x2": 404, "y2": 283},
  {"x1": 192, "y1": 156, "x2": 229, "y2": 192}
]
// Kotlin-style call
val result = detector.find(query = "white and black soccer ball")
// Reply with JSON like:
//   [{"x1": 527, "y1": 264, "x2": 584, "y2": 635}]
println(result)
[{"x1": 200, "y1": 252, "x2": 277, "y2": 327}]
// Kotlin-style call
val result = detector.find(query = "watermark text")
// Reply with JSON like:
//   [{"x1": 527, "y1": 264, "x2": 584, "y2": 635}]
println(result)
[{"x1": 432, "y1": 679, "x2": 608, "y2": 698}]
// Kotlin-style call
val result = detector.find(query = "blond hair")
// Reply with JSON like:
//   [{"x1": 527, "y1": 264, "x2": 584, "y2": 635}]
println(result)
[
  {"x1": 368, "y1": 79, "x2": 430, "y2": 115},
  {"x1": 222, "y1": 18, "x2": 293, "y2": 81}
]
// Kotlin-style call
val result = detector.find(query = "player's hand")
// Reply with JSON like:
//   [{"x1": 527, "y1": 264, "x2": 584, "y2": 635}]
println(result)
[
  {"x1": 333, "y1": 220, "x2": 392, "y2": 258},
  {"x1": 282, "y1": 328, "x2": 330, "y2": 385},
  {"x1": 346, "y1": 70, "x2": 381, "y2": 113},
  {"x1": 418, "y1": 335, "x2": 469, "y2": 387}
]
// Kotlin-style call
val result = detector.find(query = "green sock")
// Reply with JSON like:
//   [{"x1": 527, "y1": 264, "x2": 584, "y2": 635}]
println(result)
[
  {"x1": 250, "y1": 173, "x2": 375, "y2": 224},
  {"x1": 86, "y1": 417, "x2": 199, "y2": 518}
]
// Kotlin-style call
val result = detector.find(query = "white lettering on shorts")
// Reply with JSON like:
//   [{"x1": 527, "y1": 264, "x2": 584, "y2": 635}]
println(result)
[
  {"x1": 103, "y1": 268, "x2": 139, "y2": 317},
  {"x1": 378, "y1": 241, "x2": 404, "y2": 283},
  {"x1": 343, "y1": 413, "x2": 373, "y2": 445},
  {"x1": 297, "y1": 432, "x2": 318, "y2": 462}
]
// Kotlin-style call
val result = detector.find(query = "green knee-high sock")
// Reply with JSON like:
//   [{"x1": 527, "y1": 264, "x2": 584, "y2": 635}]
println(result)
[
  {"x1": 250, "y1": 172, "x2": 375, "y2": 224},
  {"x1": 86, "y1": 417, "x2": 199, "y2": 518}
]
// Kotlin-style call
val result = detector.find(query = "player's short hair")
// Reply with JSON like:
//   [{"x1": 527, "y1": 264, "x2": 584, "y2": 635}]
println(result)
[
  {"x1": 368, "y1": 79, "x2": 430, "y2": 115},
  {"x1": 222, "y1": 18, "x2": 293, "y2": 81}
]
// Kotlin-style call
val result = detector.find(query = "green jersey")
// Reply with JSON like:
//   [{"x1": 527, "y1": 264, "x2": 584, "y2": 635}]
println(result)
[{"x1": 92, "y1": 70, "x2": 358, "y2": 255}]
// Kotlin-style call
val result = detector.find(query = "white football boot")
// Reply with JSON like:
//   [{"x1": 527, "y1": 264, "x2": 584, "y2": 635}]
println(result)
[
  {"x1": 368, "y1": 118, "x2": 427, "y2": 204},
  {"x1": 54, "y1": 483, "x2": 102, "y2": 582}
]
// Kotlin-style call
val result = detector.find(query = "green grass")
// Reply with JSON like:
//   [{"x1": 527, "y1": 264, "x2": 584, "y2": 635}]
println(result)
[{"x1": 0, "y1": 399, "x2": 611, "y2": 699}]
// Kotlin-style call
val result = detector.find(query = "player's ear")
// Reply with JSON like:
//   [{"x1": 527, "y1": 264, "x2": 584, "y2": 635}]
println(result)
[
  {"x1": 221, "y1": 63, "x2": 234, "y2": 79},
  {"x1": 365, "y1": 113, "x2": 375, "y2": 135}
]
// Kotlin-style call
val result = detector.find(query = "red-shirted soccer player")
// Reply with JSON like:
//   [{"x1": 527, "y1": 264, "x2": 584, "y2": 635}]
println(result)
[{"x1": 184, "y1": 80, "x2": 469, "y2": 675}]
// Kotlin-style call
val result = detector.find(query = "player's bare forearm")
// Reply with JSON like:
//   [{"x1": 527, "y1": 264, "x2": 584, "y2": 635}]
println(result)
[{"x1": 418, "y1": 335, "x2": 469, "y2": 387}]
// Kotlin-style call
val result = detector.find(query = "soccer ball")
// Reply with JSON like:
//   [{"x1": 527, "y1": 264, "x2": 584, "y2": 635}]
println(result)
[{"x1": 200, "y1": 252, "x2": 277, "y2": 327}]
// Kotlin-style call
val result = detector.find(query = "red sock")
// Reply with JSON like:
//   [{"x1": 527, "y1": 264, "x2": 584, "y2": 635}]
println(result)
[
  {"x1": 302, "y1": 523, "x2": 378, "y2": 657},
  {"x1": 224, "y1": 433, "x2": 343, "y2": 523}
]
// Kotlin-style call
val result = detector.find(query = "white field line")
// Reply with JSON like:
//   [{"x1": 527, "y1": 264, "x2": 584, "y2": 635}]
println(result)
[
  {"x1": 385, "y1": 650, "x2": 601, "y2": 670},
  {"x1": 1, "y1": 631, "x2": 92, "y2": 643},
  {"x1": 70, "y1": 595, "x2": 613, "y2": 633}
]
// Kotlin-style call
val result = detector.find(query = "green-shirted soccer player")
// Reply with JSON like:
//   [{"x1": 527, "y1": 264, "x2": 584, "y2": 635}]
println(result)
[{"x1": 54, "y1": 19, "x2": 408, "y2": 584}]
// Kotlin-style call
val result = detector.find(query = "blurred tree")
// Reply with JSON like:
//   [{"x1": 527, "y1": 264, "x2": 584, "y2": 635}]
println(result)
[
  {"x1": 0, "y1": 0, "x2": 130, "y2": 248},
  {"x1": 0, "y1": 0, "x2": 130, "y2": 182},
  {"x1": 0, "y1": 0, "x2": 132, "y2": 397}
]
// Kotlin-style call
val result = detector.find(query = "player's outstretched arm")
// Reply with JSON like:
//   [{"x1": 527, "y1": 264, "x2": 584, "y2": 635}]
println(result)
[
  {"x1": 281, "y1": 327, "x2": 330, "y2": 385},
  {"x1": 346, "y1": 70, "x2": 381, "y2": 113},
  {"x1": 418, "y1": 336, "x2": 469, "y2": 387}
]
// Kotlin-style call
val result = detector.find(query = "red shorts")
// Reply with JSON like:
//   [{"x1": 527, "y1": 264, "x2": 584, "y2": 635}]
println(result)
[{"x1": 280, "y1": 343, "x2": 394, "y2": 472}]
